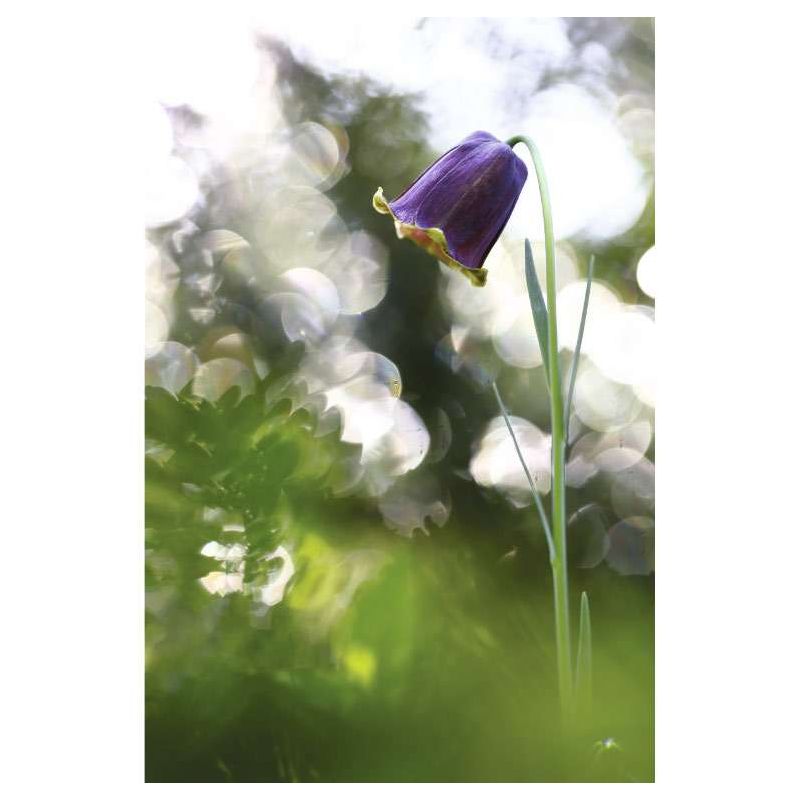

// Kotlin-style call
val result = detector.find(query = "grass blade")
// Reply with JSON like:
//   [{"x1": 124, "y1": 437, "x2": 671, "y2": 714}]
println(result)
[
  {"x1": 491, "y1": 380, "x2": 555, "y2": 562},
  {"x1": 564, "y1": 254, "x2": 595, "y2": 437},
  {"x1": 575, "y1": 591, "x2": 592, "y2": 714},
  {"x1": 524, "y1": 239, "x2": 550, "y2": 386}
]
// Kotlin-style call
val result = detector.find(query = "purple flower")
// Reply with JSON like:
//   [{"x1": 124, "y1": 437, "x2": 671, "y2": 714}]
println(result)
[{"x1": 373, "y1": 131, "x2": 528, "y2": 287}]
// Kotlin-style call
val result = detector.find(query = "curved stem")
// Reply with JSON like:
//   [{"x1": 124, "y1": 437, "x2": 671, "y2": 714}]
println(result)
[{"x1": 507, "y1": 135, "x2": 572, "y2": 716}]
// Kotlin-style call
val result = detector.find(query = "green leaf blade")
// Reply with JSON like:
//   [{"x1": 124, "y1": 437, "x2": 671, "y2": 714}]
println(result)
[
  {"x1": 524, "y1": 239, "x2": 550, "y2": 385},
  {"x1": 491, "y1": 381, "x2": 555, "y2": 562},
  {"x1": 564, "y1": 254, "x2": 595, "y2": 439},
  {"x1": 575, "y1": 590, "x2": 593, "y2": 716}
]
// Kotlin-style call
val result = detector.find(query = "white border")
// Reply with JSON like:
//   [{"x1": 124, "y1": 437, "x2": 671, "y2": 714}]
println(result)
[{"x1": 7, "y1": 3, "x2": 800, "y2": 795}]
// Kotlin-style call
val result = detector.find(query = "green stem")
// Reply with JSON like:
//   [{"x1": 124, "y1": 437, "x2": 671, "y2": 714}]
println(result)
[{"x1": 507, "y1": 135, "x2": 572, "y2": 717}]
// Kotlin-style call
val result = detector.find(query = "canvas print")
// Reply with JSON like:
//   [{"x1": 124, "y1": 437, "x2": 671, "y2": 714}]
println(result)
[{"x1": 145, "y1": 16, "x2": 655, "y2": 782}]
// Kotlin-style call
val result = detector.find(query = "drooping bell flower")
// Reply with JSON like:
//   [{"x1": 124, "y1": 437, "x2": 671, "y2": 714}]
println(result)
[{"x1": 373, "y1": 131, "x2": 528, "y2": 287}]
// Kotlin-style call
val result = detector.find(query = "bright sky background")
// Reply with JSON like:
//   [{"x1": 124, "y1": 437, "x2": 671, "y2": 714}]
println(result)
[{"x1": 145, "y1": 12, "x2": 654, "y2": 244}]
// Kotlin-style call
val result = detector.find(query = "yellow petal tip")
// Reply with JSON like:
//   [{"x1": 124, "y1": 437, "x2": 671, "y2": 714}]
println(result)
[{"x1": 371, "y1": 186, "x2": 487, "y2": 287}]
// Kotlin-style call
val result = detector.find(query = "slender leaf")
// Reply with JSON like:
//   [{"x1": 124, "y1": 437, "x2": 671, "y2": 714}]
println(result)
[
  {"x1": 564, "y1": 254, "x2": 595, "y2": 440},
  {"x1": 524, "y1": 239, "x2": 550, "y2": 385},
  {"x1": 491, "y1": 381, "x2": 555, "y2": 561},
  {"x1": 575, "y1": 591, "x2": 592, "y2": 714}
]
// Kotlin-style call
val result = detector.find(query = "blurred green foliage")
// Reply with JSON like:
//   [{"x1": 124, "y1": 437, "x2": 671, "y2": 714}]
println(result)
[{"x1": 146, "y1": 375, "x2": 652, "y2": 781}]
